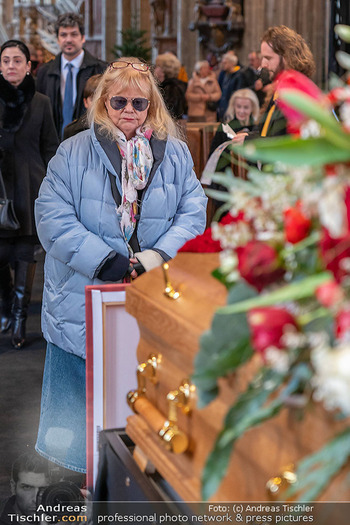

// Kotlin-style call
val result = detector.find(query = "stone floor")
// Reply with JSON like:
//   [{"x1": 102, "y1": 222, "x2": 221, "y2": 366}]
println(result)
[{"x1": 0, "y1": 251, "x2": 46, "y2": 498}]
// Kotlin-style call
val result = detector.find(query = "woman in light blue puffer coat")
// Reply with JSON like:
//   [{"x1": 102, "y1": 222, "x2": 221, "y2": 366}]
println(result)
[{"x1": 34, "y1": 58, "x2": 207, "y2": 474}]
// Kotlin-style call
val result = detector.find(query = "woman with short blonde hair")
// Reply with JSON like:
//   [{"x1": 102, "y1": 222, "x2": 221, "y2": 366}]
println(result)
[
  {"x1": 90, "y1": 57, "x2": 180, "y2": 140},
  {"x1": 155, "y1": 52, "x2": 181, "y2": 78},
  {"x1": 225, "y1": 88, "x2": 260, "y2": 123},
  {"x1": 35, "y1": 57, "x2": 206, "y2": 474}
]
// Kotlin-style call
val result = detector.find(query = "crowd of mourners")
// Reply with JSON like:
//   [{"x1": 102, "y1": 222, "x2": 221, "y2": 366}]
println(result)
[
  {"x1": 0, "y1": 10, "x2": 316, "y2": 498},
  {"x1": 154, "y1": 48, "x2": 271, "y2": 123}
]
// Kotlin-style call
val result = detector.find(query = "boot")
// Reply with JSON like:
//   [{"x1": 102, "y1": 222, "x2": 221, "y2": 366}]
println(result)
[
  {"x1": 0, "y1": 264, "x2": 14, "y2": 333},
  {"x1": 11, "y1": 261, "x2": 36, "y2": 349}
]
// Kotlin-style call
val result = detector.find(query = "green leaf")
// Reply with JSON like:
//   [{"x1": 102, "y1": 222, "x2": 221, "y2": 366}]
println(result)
[
  {"x1": 280, "y1": 91, "x2": 350, "y2": 150},
  {"x1": 281, "y1": 231, "x2": 321, "y2": 258},
  {"x1": 283, "y1": 427, "x2": 350, "y2": 501},
  {"x1": 280, "y1": 91, "x2": 342, "y2": 132},
  {"x1": 201, "y1": 365, "x2": 310, "y2": 500},
  {"x1": 212, "y1": 267, "x2": 238, "y2": 289},
  {"x1": 236, "y1": 136, "x2": 350, "y2": 166},
  {"x1": 201, "y1": 368, "x2": 286, "y2": 500},
  {"x1": 216, "y1": 272, "x2": 332, "y2": 315},
  {"x1": 208, "y1": 171, "x2": 242, "y2": 188},
  {"x1": 329, "y1": 72, "x2": 346, "y2": 89},
  {"x1": 335, "y1": 24, "x2": 350, "y2": 43},
  {"x1": 193, "y1": 335, "x2": 253, "y2": 395},
  {"x1": 336, "y1": 50, "x2": 350, "y2": 71},
  {"x1": 112, "y1": 22, "x2": 151, "y2": 61},
  {"x1": 204, "y1": 188, "x2": 231, "y2": 203},
  {"x1": 193, "y1": 282, "x2": 257, "y2": 408},
  {"x1": 303, "y1": 312, "x2": 334, "y2": 340}
]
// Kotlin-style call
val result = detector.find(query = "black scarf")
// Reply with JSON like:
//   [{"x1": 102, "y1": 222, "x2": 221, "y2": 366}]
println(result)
[{"x1": 0, "y1": 73, "x2": 35, "y2": 132}]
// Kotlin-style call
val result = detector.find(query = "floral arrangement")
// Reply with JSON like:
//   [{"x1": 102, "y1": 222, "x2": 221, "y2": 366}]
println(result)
[{"x1": 187, "y1": 25, "x2": 350, "y2": 501}]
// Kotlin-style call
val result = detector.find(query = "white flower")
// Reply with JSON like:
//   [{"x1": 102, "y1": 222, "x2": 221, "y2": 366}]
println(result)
[
  {"x1": 219, "y1": 250, "x2": 239, "y2": 282},
  {"x1": 281, "y1": 328, "x2": 308, "y2": 349},
  {"x1": 300, "y1": 119, "x2": 321, "y2": 138},
  {"x1": 340, "y1": 101, "x2": 350, "y2": 131},
  {"x1": 265, "y1": 347, "x2": 290, "y2": 373},
  {"x1": 228, "y1": 190, "x2": 251, "y2": 216},
  {"x1": 318, "y1": 177, "x2": 347, "y2": 237},
  {"x1": 311, "y1": 343, "x2": 350, "y2": 415},
  {"x1": 212, "y1": 221, "x2": 252, "y2": 249}
]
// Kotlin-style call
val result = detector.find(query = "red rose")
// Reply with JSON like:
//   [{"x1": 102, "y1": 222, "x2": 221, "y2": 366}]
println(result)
[
  {"x1": 325, "y1": 164, "x2": 338, "y2": 177},
  {"x1": 315, "y1": 280, "x2": 344, "y2": 308},
  {"x1": 236, "y1": 241, "x2": 285, "y2": 291},
  {"x1": 319, "y1": 187, "x2": 350, "y2": 281},
  {"x1": 320, "y1": 229, "x2": 350, "y2": 282},
  {"x1": 284, "y1": 205, "x2": 311, "y2": 244},
  {"x1": 247, "y1": 307, "x2": 298, "y2": 355},
  {"x1": 179, "y1": 212, "x2": 245, "y2": 253},
  {"x1": 335, "y1": 309, "x2": 350, "y2": 341},
  {"x1": 178, "y1": 227, "x2": 222, "y2": 253},
  {"x1": 345, "y1": 186, "x2": 350, "y2": 232}
]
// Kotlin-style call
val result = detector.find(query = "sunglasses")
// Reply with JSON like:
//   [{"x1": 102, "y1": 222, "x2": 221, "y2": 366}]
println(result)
[{"x1": 109, "y1": 96, "x2": 150, "y2": 112}]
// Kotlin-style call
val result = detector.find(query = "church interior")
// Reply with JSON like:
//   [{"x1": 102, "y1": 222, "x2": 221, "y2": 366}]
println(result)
[{"x1": 0, "y1": 0, "x2": 349, "y2": 521}]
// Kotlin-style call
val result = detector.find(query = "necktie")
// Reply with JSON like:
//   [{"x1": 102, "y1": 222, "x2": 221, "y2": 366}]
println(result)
[{"x1": 62, "y1": 62, "x2": 74, "y2": 138}]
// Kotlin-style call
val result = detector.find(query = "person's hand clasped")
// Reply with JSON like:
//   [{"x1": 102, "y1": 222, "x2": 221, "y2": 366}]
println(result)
[
  {"x1": 128, "y1": 258, "x2": 139, "y2": 279},
  {"x1": 231, "y1": 132, "x2": 248, "y2": 145}
]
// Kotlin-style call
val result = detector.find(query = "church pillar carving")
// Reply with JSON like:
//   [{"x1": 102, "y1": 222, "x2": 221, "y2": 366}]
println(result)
[{"x1": 189, "y1": 0, "x2": 244, "y2": 59}]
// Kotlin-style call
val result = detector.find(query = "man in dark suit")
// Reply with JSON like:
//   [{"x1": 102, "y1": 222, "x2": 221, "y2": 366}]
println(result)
[
  {"x1": 36, "y1": 12, "x2": 107, "y2": 139},
  {"x1": 217, "y1": 52, "x2": 245, "y2": 121}
]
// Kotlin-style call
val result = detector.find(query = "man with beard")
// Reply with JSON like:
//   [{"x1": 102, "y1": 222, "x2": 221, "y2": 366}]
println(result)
[
  {"x1": 37, "y1": 12, "x2": 106, "y2": 139},
  {"x1": 207, "y1": 26, "x2": 316, "y2": 213},
  {"x1": 232, "y1": 25, "x2": 315, "y2": 144}
]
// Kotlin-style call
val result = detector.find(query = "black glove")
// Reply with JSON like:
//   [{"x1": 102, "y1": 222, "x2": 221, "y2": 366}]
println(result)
[
  {"x1": 97, "y1": 253, "x2": 130, "y2": 282},
  {"x1": 126, "y1": 261, "x2": 146, "y2": 277},
  {"x1": 133, "y1": 261, "x2": 146, "y2": 276}
]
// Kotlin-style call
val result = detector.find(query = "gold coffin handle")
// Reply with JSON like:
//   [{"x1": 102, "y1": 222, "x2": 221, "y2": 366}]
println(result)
[
  {"x1": 162, "y1": 263, "x2": 181, "y2": 300},
  {"x1": 127, "y1": 393, "x2": 189, "y2": 454},
  {"x1": 266, "y1": 464, "x2": 297, "y2": 497},
  {"x1": 127, "y1": 358, "x2": 193, "y2": 454}
]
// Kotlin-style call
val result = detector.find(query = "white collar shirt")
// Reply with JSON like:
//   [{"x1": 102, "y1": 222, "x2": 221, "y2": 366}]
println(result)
[{"x1": 61, "y1": 50, "x2": 85, "y2": 105}]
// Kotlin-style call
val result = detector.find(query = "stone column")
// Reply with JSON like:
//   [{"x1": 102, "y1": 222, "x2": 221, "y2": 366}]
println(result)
[{"x1": 177, "y1": 0, "x2": 199, "y2": 76}]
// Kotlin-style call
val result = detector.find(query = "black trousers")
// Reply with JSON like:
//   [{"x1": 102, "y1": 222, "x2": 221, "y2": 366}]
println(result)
[{"x1": 0, "y1": 236, "x2": 37, "y2": 266}]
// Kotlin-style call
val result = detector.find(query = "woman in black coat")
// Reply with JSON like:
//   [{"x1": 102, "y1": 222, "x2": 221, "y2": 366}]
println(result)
[{"x1": 0, "y1": 40, "x2": 58, "y2": 348}]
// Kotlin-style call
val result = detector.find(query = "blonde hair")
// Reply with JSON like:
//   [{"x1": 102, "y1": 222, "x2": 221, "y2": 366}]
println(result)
[
  {"x1": 155, "y1": 52, "x2": 181, "y2": 78},
  {"x1": 194, "y1": 60, "x2": 209, "y2": 74},
  {"x1": 225, "y1": 88, "x2": 260, "y2": 122},
  {"x1": 89, "y1": 57, "x2": 180, "y2": 141}
]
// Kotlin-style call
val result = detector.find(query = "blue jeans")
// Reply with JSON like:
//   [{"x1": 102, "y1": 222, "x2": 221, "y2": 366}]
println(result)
[{"x1": 35, "y1": 342, "x2": 86, "y2": 472}]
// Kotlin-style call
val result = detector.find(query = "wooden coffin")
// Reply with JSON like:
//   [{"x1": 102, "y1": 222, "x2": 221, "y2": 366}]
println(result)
[{"x1": 125, "y1": 253, "x2": 349, "y2": 502}]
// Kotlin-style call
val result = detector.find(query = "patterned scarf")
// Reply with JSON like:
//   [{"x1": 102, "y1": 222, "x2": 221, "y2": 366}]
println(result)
[{"x1": 115, "y1": 127, "x2": 153, "y2": 243}]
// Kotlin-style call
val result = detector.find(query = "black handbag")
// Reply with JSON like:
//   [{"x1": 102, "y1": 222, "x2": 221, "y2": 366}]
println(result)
[{"x1": 0, "y1": 168, "x2": 20, "y2": 230}]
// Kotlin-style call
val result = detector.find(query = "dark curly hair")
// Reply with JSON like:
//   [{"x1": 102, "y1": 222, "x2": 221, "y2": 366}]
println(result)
[
  {"x1": 55, "y1": 12, "x2": 85, "y2": 37},
  {"x1": 262, "y1": 25, "x2": 315, "y2": 78}
]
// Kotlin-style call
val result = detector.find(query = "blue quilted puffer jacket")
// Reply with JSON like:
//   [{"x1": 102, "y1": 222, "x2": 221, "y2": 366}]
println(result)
[{"x1": 35, "y1": 124, "x2": 207, "y2": 358}]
